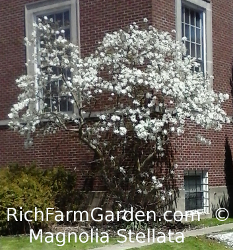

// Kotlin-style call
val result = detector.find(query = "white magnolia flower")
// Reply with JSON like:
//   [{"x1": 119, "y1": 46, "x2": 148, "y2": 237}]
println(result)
[
  {"x1": 119, "y1": 167, "x2": 126, "y2": 174},
  {"x1": 137, "y1": 189, "x2": 142, "y2": 194},
  {"x1": 119, "y1": 127, "x2": 127, "y2": 136},
  {"x1": 156, "y1": 183, "x2": 163, "y2": 189},
  {"x1": 152, "y1": 176, "x2": 156, "y2": 182}
]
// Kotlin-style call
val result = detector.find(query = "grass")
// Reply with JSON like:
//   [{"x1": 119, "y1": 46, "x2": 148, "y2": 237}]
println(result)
[
  {"x1": 127, "y1": 218, "x2": 233, "y2": 250},
  {"x1": 0, "y1": 235, "x2": 118, "y2": 250},
  {"x1": 129, "y1": 236, "x2": 231, "y2": 250},
  {"x1": 1, "y1": 218, "x2": 233, "y2": 250},
  {"x1": 188, "y1": 217, "x2": 233, "y2": 228},
  {"x1": 2, "y1": 235, "x2": 231, "y2": 250}
]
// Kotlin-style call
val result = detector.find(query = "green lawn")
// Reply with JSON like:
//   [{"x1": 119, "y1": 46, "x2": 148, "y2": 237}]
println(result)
[
  {"x1": 188, "y1": 217, "x2": 233, "y2": 228},
  {"x1": 0, "y1": 235, "x2": 118, "y2": 250},
  {"x1": 1, "y1": 234, "x2": 232, "y2": 250},
  {"x1": 129, "y1": 236, "x2": 231, "y2": 250},
  {"x1": 1, "y1": 218, "x2": 233, "y2": 250}
]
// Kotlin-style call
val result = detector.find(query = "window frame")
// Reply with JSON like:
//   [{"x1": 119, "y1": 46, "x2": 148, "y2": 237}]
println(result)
[
  {"x1": 182, "y1": 5, "x2": 205, "y2": 72},
  {"x1": 176, "y1": 0, "x2": 213, "y2": 86},
  {"x1": 184, "y1": 169, "x2": 209, "y2": 214},
  {"x1": 25, "y1": 0, "x2": 80, "y2": 113}
]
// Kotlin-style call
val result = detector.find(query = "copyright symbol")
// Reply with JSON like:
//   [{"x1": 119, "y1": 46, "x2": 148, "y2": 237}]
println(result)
[{"x1": 215, "y1": 208, "x2": 229, "y2": 221}]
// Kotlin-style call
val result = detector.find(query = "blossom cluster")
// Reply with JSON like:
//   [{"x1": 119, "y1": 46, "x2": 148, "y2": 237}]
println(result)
[{"x1": 8, "y1": 18, "x2": 230, "y2": 150}]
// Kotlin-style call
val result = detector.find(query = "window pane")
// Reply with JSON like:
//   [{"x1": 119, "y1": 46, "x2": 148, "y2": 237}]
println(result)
[
  {"x1": 64, "y1": 28, "x2": 70, "y2": 40},
  {"x1": 190, "y1": 10, "x2": 195, "y2": 25},
  {"x1": 44, "y1": 98, "x2": 51, "y2": 112},
  {"x1": 68, "y1": 98, "x2": 73, "y2": 112},
  {"x1": 51, "y1": 82, "x2": 58, "y2": 96},
  {"x1": 58, "y1": 80, "x2": 63, "y2": 93},
  {"x1": 60, "y1": 97, "x2": 68, "y2": 112},
  {"x1": 185, "y1": 41, "x2": 190, "y2": 55},
  {"x1": 196, "y1": 28, "x2": 201, "y2": 44},
  {"x1": 55, "y1": 12, "x2": 63, "y2": 26},
  {"x1": 184, "y1": 175, "x2": 202, "y2": 191},
  {"x1": 44, "y1": 82, "x2": 51, "y2": 94},
  {"x1": 197, "y1": 45, "x2": 201, "y2": 59},
  {"x1": 191, "y1": 26, "x2": 195, "y2": 42},
  {"x1": 182, "y1": 23, "x2": 184, "y2": 37},
  {"x1": 196, "y1": 12, "x2": 201, "y2": 27},
  {"x1": 185, "y1": 24, "x2": 190, "y2": 40},
  {"x1": 48, "y1": 14, "x2": 55, "y2": 22},
  {"x1": 191, "y1": 43, "x2": 195, "y2": 57},
  {"x1": 185, "y1": 8, "x2": 189, "y2": 23},
  {"x1": 52, "y1": 97, "x2": 59, "y2": 111},
  {"x1": 185, "y1": 192, "x2": 203, "y2": 210},
  {"x1": 199, "y1": 61, "x2": 204, "y2": 73},
  {"x1": 64, "y1": 10, "x2": 70, "y2": 26},
  {"x1": 182, "y1": 7, "x2": 185, "y2": 22}
]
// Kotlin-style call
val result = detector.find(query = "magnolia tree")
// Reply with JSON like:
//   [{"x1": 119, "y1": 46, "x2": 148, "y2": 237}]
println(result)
[{"x1": 9, "y1": 18, "x2": 230, "y2": 213}]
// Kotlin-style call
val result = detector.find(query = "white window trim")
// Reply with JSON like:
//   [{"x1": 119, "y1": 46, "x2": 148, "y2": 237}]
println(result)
[
  {"x1": 184, "y1": 170, "x2": 209, "y2": 214},
  {"x1": 25, "y1": 0, "x2": 80, "y2": 75},
  {"x1": 175, "y1": 0, "x2": 213, "y2": 87},
  {"x1": 25, "y1": 0, "x2": 80, "y2": 113}
]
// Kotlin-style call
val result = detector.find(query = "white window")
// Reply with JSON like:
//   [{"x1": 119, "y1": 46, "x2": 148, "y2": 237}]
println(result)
[
  {"x1": 176, "y1": 0, "x2": 212, "y2": 78},
  {"x1": 184, "y1": 170, "x2": 209, "y2": 213},
  {"x1": 38, "y1": 10, "x2": 72, "y2": 112},
  {"x1": 182, "y1": 6, "x2": 204, "y2": 72},
  {"x1": 25, "y1": 0, "x2": 80, "y2": 112}
]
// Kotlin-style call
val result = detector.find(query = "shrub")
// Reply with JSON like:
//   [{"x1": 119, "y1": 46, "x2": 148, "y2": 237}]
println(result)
[
  {"x1": 42, "y1": 167, "x2": 89, "y2": 222},
  {"x1": 0, "y1": 165, "x2": 54, "y2": 235},
  {"x1": 0, "y1": 164, "x2": 85, "y2": 235}
]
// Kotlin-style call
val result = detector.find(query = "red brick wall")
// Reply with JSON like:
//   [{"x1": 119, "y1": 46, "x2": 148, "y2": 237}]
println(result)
[
  {"x1": 80, "y1": 0, "x2": 152, "y2": 56},
  {"x1": 171, "y1": 0, "x2": 233, "y2": 187},
  {"x1": 151, "y1": 0, "x2": 175, "y2": 32},
  {"x1": 0, "y1": 127, "x2": 94, "y2": 189},
  {"x1": 0, "y1": 0, "x2": 26, "y2": 120},
  {"x1": 1, "y1": 0, "x2": 233, "y2": 189}
]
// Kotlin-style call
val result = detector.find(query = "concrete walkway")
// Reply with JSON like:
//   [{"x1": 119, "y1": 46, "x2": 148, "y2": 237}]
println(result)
[{"x1": 93, "y1": 223, "x2": 233, "y2": 250}]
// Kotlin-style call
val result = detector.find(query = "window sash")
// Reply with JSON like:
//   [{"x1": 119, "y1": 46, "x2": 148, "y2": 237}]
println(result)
[
  {"x1": 184, "y1": 171, "x2": 209, "y2": 212},
  {"x1": 182, "y1": 5, "x2": 205, "y2": 72},
  {"x1": 36, "y1": 10, "x2": 73, "y2": 113},
  {"x1": 25, "y1": 0, "x2": 80, "y2": 113}
]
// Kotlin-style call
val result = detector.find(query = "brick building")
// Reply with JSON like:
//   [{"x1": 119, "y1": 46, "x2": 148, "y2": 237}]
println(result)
[{"x1": 0, "y1": 0, "x2": 233, "y2": 216}]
